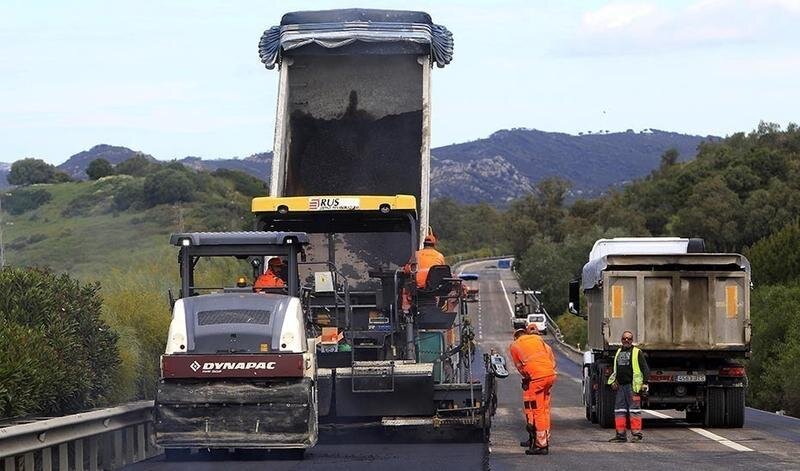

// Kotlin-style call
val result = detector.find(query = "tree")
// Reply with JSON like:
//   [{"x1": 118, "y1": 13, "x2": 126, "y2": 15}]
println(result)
[
  {"x1": 115, "y1": 154, "x2": 157, "y2": 177},
  {"x1": 659, "y1": 148, "x2": 679, "y2": 171},
  {"x1": 7, "y1": 158, "x2": 72, "y2": 185},
  {"x1": 86, "y1": 158, "x2": 114, "y2": 180},
  {"x1": 671, "y1": 176, "x2": 743, "y2": 251},
  {"x1": 143, "y1": 168, "x2": 195, "y2": 206}
]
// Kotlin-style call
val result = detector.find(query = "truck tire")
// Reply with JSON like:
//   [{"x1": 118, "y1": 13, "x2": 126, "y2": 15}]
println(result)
[
  {"x1": 597, "y1": 383, "x2": 615, "y2": 429},
  {"x1": 705, "y1": 387, "x2": 725, "y2": 427},
  {"x1": 724, "y1": 387, "x2": 745, "y2": 428},
  {"x1": 685, "y1": 409, "x2": 704, "y2": 424},
  {"x1": 585, "y1": 379, "x2": 598, "y2": 423}
]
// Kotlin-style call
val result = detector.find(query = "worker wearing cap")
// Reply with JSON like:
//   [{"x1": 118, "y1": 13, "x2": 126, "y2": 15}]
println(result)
[
  {"x1": 608, "y1": 330, "x2": 650, "y2": 443},
  {"x1": 415, "y1": 234, "x2": 445, "y2": 288},
  {"x1": 509, "y1": 325, "x2": 557, "y2": 455},
  {"x1": 254, "y1": 258, "x2": 286, "y2": 291}
]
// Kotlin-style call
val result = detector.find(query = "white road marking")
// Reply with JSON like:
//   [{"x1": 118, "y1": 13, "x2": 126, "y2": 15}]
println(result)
[
  {"x1": 499, "y1": 279, "x2": 515, "y2": 319},
  {"x1": 643, "y1": 410, "x2": 753, "y2": 452}
]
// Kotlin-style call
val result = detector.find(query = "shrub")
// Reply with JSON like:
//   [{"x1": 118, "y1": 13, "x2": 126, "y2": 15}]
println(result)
[
  {"x1": 556, "y1": 313, "x2": 588, "y2": 350},
  {"x1": 115, "y1": 154, "x2": 158, "y2": 177},
  {"x1": 86, "y1": 158, "x2": 115, "y2": 180},
  {"x1": 113, "y1": 179, "x2": 146, "y2": 211},
  {"x1": 143, "y1": 169, "x2": 195, "y2": 206},
  {"x1": 0, "y1": 267, "x2": 119, "y2": 417},
  {"x1": 1, "y1": 188, "x2": 52, "y2": 215},
  {"x1": 213, "y1": 168, "x2": 268, "y2": 198},
  {"x1": 747, "y1": 283, "x2": 800, "y2": 416},
  {"x1": 7, "y1": 158, "x2": 71, "y2": 185}
]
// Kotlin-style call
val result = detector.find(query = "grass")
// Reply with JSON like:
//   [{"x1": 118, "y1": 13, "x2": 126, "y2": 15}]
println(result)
[{"x1": 2, "y1": 177, "x2": 260, "y2": 402}]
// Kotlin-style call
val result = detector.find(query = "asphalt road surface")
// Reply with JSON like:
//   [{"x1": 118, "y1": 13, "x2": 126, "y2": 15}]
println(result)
[{"x1": 128, "y1": 262, "x2": 800, "y2": 470}]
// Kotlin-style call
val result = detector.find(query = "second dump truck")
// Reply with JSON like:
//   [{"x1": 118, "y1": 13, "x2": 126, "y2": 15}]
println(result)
[{"x1": 570, "y1": 238, "x2": 751, "y2": 428}]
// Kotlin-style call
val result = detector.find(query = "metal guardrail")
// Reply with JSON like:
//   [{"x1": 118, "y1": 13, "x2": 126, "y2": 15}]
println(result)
[{"x1": 0, "y1": 400, "x2": 160, "y2": 471}]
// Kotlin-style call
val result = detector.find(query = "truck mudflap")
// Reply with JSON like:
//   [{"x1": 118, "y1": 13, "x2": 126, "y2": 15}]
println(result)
[{"x1": 155, "y1": 378, "x2": 317, "y2": 449}]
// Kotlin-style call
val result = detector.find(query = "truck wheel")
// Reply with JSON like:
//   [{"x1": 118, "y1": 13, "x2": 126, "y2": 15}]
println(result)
[
  {"x1": 685, "y1": 409, "x2": 704, "y2": 424},
  {"x1": 724, "y1": 387, "x2": 745, "y2": 428},
  {"x1": 705, "y1": 388, "x2": 725, "y2": 427},
  {"x1": 584, "y1": 379, "x2": 599, "y2": 423},
  {"x1": 597, "y1": 383, "x2": 615, "y2": 429}
]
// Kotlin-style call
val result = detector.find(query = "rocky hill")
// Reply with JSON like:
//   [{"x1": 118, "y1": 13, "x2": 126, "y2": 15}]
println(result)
[
  {"x1": 177, "y1": 152, "x2": 272, "y2": 180},
  {"x1": 57, "y1": 144, "x2": 157, "y2": 179},
  {"x1": 431, "y1": 128, "x2": 716, "y2": 201},
  {"x1": 10, "y1": 128, "x2": 716, "y2": 203}
]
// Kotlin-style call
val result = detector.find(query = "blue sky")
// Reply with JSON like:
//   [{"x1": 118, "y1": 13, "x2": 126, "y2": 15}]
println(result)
[{"x1": 1, "y1": 0, "x2": 799, "y2": 164}]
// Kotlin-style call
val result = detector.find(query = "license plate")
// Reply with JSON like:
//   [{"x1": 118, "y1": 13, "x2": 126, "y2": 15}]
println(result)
[{"x1": 675, "y1": 374, "x2": 706, "y2": 382}]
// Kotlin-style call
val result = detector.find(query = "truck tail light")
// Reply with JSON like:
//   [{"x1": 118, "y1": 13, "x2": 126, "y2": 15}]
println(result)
[{"x1": 719, "y1": 366, "x2": 746, "y2": 377}]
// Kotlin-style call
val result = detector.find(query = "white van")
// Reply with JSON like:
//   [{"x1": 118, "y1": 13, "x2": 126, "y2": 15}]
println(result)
[{"x1": 526, "y1": 313, "x2": 547, "y2": 335}]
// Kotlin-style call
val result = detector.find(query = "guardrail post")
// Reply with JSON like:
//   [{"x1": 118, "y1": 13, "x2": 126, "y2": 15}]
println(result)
[
  {"x1": 125, "y1": 428, "x2": 134, "y2": 465},
  {"x1": 3, "y1": 457, "x2": 13, "y2": 471},
  {"x1": 113, "y1": 430, "x2": 122, "y2": 468},
  {"x1": 136, "y1": 425, "x2": 145, "y2": 461},
  {"x1": 42, "y1": 447, "x2": 52, "y2": 471},
  {"x1": 58, "y1": 443, "x2": 68, "y2": 470},
  {"x1": 75, "y1": 439, "x2": 84, "y2": 471},
  {"x1": 23, "y1": 453, "x2": 33, "y2": 471},
  {"x1": 89, "y1": 437, "x2": 98, "y2": 471}
]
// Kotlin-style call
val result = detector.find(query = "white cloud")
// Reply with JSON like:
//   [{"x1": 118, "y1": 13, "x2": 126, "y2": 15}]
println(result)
[
  {"x1": 566, "y1": 0, "x2": 798, "y2": 55},
  {"x1": 582, "y1": 2, "x2": 659, "y2": 33}
]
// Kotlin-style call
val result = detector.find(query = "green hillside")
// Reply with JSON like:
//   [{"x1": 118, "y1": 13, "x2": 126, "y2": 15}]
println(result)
[
  {"x1": 2, "y1": 168, "x2": 262, "y2": 280},
  {"x1": 1, "y1": 164, "x2": 268, "y2": 413}
]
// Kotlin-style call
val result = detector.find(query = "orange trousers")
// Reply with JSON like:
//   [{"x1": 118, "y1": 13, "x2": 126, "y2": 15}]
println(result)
[{"x1": 523, "y1": 374, "x2": 555, "y2": 448}]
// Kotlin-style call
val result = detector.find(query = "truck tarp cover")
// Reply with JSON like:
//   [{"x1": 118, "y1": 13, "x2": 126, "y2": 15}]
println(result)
[
  {"x1": 582, "y1": 253, "x2": 751, "y2": 290},
  {"x1": 259, "y1": 8, "x2": 454, "y2": 69}
]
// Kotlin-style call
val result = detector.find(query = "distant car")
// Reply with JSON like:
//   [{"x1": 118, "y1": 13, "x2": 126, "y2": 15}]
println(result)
[
  {"x1": 458, "y1": 273, "x2": 480, "y2": 302},
  {"x1": 497, "y1": 259, "x2": 513, "y2": 269},
  {"x1": 527, "y1": 313, "x2": 547, "y2": 335},
  {"x1": 512, "y1": 316, "x2": 527, "y2": 330}
]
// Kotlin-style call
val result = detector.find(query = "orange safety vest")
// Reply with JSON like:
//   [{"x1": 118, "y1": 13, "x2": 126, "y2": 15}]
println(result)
[
  {"x1": 254, "y1": 270, "x2": 285, "y2": 290},
  {"x1": 509, "y1": 334, "x2": 556, "y2": 381},
  {"x1": 415, "y1": 247, "x2": 445, "y2": 288}
]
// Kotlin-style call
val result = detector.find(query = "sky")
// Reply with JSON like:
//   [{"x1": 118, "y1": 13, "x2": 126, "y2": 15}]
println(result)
[{"x1": 1, "y1": 0, "x2": 799, "y2": 164}]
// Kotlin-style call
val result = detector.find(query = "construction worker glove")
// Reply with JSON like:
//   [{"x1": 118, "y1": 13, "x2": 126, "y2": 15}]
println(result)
[{"x1": 521, "y1": 378, "x2": 531, "y2": 391}]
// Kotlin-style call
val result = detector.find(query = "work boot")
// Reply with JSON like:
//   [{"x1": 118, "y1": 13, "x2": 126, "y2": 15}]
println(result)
[
  {"x1": 608, "y1": 433, "x2": 627, "y2": 443},
  {"x1": 526, "y1": 446, "x2": 549, "y2": 455},
  {"x1": 631, "y1": 433, "x2": 643, "y2": 443},
  {"x1": 520, "y1": 424, "x2": 535, "y2": 447}
]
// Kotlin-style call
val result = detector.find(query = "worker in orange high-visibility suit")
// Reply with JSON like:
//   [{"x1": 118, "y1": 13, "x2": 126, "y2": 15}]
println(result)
[
  {"x1": 509, "y1": 326, "x2": 557, "y2": 455},
  {"x1": 254, "y1": 257, "x2": 286, "y2": 291},
  {"x1": 415, "y1": 234, "x2": 445, "y2": 288},
  {"x1": 401, "y1": 234, "x2": 446, "y2": 313}
]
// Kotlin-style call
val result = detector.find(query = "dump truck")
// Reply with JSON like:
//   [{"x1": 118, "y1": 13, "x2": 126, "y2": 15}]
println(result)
[
  {"x1": 155, "y1": 232, "x2": 317, "y2": 458},
  {"x1": 569, "y1": 237, "x2": 751, "y2": 428},
  {"x1": 251, "y1": 9, "x2": 501, "y2": 437}
]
